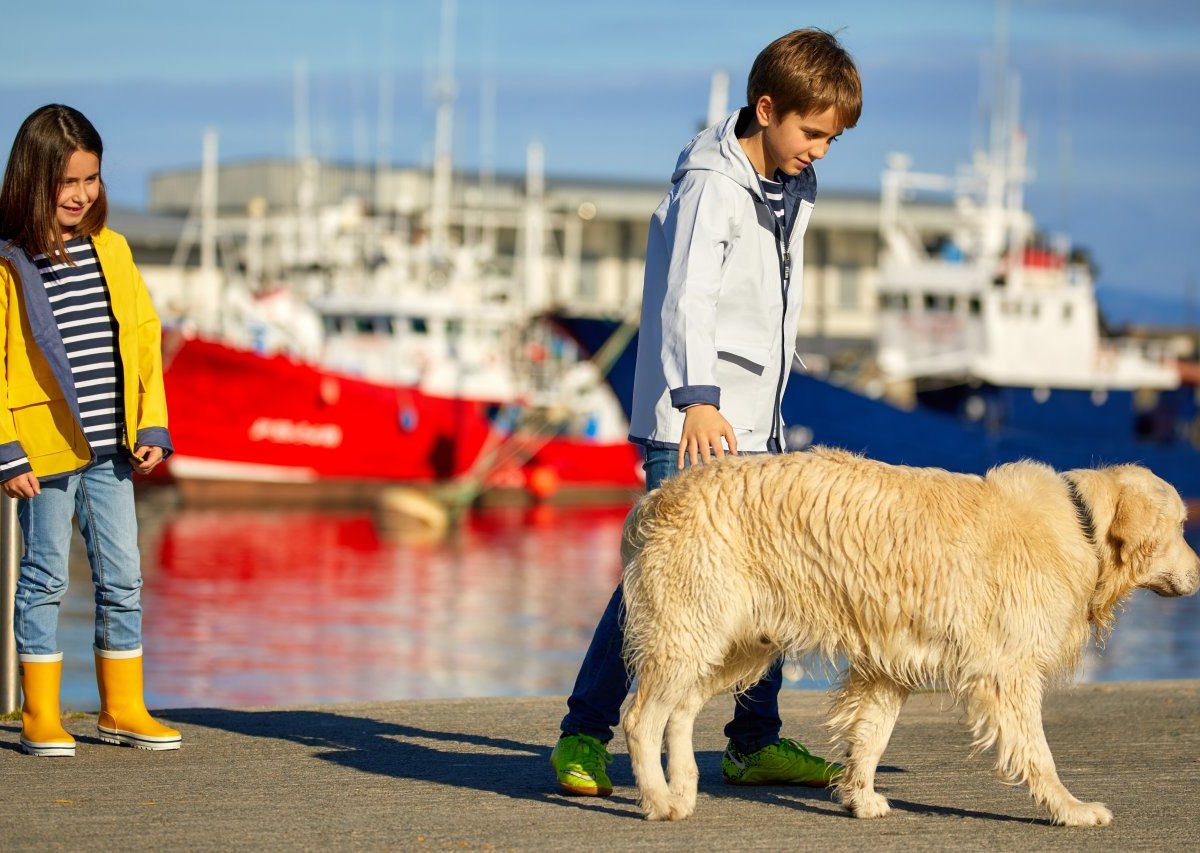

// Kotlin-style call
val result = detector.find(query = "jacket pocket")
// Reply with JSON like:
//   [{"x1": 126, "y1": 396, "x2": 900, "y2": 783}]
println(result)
[
  {"x1": 9, "y1": 384, "x2": 76, "y2": 459},
  {"x1": 713, "y1": 342, "x2": 771, "y2": 430},
  {"x1": 7, "y1": 377, "x2": 59, "y2": 408}
]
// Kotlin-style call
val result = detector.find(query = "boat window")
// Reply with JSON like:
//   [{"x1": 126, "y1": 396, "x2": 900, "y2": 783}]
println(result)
[
  {"x1": 409, "y1": 317, "x2": 428, "y2": 334},
  {"x1": 578, "y1": 260, "x2": 599, "y2": 301},
  {"x1": 837, "y1": 266, "x2": 858, "y2": 308},
  {"x1": 354, "y1": 317, "x2": 374, "y2": 334},
  {"x1": 447, "y1": 319, "x2": 464, "y2": 337},
  {"x1": 1063, "y1": 304, "x2": 1073, "y2": 322},
  {"x1": 969, "y1": 297, "x2": 981, "y2": 315}
]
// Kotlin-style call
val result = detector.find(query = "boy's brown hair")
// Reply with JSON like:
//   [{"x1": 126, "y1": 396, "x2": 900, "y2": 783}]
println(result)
[
  {"x1": 747, "y1": 28, "x2": 862, "y2": 129},
  {"x1": 0, "y1": 104, "x2": 108, "y2": 261}
]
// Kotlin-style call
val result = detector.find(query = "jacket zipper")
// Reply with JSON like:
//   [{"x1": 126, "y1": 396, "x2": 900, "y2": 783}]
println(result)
[{"x1": 769, "y1": 211, "x2": 793, "y2": 452}]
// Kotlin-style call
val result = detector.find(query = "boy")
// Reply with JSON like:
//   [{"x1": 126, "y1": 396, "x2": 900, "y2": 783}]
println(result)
[{"x1": 551, "y1": 28, "x2": 862, "y2": 796}]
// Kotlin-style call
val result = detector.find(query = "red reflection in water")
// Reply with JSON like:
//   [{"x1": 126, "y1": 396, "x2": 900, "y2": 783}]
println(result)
[
  {"x1": 141, "y1": 504, "x2": 631, "y2": 708},
  {"x1": 61, "y1": 502, "x2": 1194, "y2": 710}
]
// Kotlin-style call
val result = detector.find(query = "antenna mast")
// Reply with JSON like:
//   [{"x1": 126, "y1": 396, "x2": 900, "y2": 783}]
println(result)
[{"x1": 429, "y1": 0, "x2": 457, "y2": 261}]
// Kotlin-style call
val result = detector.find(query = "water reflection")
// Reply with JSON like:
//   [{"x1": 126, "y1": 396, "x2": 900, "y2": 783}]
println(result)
[{"x1": 51, "y1": 488, "x2": 1200, "y2": 710}]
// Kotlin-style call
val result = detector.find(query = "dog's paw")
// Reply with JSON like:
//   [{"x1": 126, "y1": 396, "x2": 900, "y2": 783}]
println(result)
[
  {"x1": 667, "y1": 782, "x2": 698, "y2": 814},
  {"x1": 846, "y1": 791, "x2": 891, "y2": 820},
  {"x1": 641, "y1": 793, "x2": 694, "y2": 822},
  {"x1": 1053, "y1": 800, "x2": 1112, "y2": 827}
]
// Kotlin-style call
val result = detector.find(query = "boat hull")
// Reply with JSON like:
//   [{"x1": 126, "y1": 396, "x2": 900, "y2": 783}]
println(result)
[
  {"x1": 161, "y1": 335, "x2": 643, "y2": 505},
  {"x1": 552, "y1": 315, "x2": 1200, "y2": 499}
]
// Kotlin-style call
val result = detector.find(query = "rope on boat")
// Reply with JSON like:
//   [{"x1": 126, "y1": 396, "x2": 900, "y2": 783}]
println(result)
[{"x1": 438, "y1": 308, "x2": 641, "y2": 517}]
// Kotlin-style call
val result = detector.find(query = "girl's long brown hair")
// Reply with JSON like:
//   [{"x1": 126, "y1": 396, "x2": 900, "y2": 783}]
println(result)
[{"x1": 0, "y1": 104, "x2": 108, "y2": 260}]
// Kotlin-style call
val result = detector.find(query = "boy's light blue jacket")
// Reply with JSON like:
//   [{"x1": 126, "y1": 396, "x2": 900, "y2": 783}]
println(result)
[{"x1": 629, "y1": 108, "x2": 816, "y2": 452}]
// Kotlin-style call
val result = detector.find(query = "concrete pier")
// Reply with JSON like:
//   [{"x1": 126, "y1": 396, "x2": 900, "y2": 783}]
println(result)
[{"x1": 1, "y1": 682, "x2": 1197, "y2": 851}]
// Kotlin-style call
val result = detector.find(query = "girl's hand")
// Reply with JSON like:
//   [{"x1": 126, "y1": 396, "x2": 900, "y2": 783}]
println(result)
[
  {"x1": 132, "y1": 445, "x2": 164, "y2": 476},
  {"x1": 2, "y1": 471, "x2": 41, "y2": 499}
]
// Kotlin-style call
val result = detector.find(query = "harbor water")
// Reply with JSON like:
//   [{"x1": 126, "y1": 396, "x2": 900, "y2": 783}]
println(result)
[{"x1": 42, "y1": 486, "x2": 1200, "y2": 711}]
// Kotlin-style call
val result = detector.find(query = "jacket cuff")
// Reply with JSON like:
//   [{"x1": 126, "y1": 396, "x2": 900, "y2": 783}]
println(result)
[
  {"x1": 0, "y1": 440, "x2": 32, "y2": 482},
  {"x1": 669, "y1": 385, "x2": 720, "y2": 411},
  {"x1": 135, "y1": 427, "x2": 174, "y2": 459}
]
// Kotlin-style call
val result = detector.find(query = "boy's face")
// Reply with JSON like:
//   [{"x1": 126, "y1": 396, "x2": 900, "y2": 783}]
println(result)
[{"x1": 757, "y1": 98, "x2": 844, "y2": 177}]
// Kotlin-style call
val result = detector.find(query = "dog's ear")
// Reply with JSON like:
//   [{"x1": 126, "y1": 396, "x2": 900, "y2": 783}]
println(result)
[{"x1": 1108, "y1": 483, "x2": 1159, "y2": 569}]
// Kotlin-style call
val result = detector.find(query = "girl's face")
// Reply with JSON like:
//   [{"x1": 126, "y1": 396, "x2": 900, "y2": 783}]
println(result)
[{"x1": 56, "y1": 149, "x2": 101, "y2": 239}]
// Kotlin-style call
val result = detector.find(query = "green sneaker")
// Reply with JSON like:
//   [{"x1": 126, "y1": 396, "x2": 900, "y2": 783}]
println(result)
[
  {"x1": 721, "y1": 737, "x2": 842, "y2": 787},
  {"x1": 550, "y1": 733, "x2": 614, "y2": 796}
]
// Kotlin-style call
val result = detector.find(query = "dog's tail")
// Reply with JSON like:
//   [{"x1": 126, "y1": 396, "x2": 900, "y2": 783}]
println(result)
[
  {"x1": 619, "y1": 492, "x2": 652, "y2": 572},
  {"x1": 619, "y1": 489, "x2": 669, "y2": 679}
]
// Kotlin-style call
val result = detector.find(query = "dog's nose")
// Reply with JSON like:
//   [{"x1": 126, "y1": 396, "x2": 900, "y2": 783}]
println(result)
[{"x1": 1187, "y1": 552, "x2": 1200, "y2": 596}]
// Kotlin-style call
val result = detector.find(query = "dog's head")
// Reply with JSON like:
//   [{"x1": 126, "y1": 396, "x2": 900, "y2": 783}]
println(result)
[
  {"x1": 1105, "y1": 466, "x2": 1200, "y2": 598},
  {"x1": 1081, "y1": 465, "x2": 1200, "y2": 629}
]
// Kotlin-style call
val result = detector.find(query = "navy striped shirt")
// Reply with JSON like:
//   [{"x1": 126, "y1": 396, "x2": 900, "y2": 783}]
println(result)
[
  {"x1": 758, "y1": 171, "x2": 788, "y2": 229},
  {"x1": 9, "y1": 238, "x2": 125, "y2": 476}
]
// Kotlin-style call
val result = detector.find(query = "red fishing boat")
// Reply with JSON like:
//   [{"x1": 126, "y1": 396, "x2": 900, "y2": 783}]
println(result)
[{"x1": 160, "y1": 306, "x2": 644, "y2": 507}]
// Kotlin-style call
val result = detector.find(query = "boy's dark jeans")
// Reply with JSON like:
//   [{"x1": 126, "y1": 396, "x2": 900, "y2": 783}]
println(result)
[{"x1": 559, "y1": 446, "x2": 784, "y2": 753}]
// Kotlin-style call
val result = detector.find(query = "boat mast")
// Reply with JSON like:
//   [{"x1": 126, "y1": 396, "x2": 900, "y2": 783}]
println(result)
[
  {"x1": 199, "y1": 128, "x2": 219, "y2": 279},
  {"x1": 294, "y1": 60, "x2": 320, "y2": 274},
  {"x1": 375, "y1": 72, "x2": 394, "y2": 215},
  {"x1": 429, "y1": 0, "x2": 456, "y2": 264},
  {"x1": 706, "y1": 69, "x2": 729, "y2": 128},
  {"x1": 522, "y1": 141, "x2": 547, "y2": 311},
  {"x1": 981, "y1": 0, "x2": 1013, "y2": 266}
]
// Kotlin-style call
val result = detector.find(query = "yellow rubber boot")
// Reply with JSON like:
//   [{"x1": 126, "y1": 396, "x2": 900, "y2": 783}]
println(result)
[
  {"x1": 94, "y1": 648, "x2": 181, "y2": 750},
  {"x1": 19, "y1": 653, "x2": 76, "y2": 757}
]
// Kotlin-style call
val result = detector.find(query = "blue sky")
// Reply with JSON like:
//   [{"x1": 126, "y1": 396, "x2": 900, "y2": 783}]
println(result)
[{"x1": 2, "y1": 1, "x2": 1198, "y2": 323}]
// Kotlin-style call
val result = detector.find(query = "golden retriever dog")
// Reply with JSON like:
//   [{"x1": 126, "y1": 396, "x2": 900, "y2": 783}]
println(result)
[{"x1": 620, "y1": 447, "x2": 1200, "y2": 826}]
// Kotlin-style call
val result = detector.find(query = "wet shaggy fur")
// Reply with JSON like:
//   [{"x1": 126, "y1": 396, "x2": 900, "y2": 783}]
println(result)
[{"x1": 620, "y1": 447, "x2": 1200, "y2": 825}]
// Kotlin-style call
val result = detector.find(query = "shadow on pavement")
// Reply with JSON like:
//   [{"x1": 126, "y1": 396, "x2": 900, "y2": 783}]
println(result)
[{"x1": 163, "y1": 708, "x2": 943, "y2": 820}]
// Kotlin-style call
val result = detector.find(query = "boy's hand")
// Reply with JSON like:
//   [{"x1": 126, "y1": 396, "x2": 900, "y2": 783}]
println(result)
[
  {"x1": 132, "y1": 445, "x2": 164, "y2": 476},
  {"x1": 2, "y1": 471, "x2": 40, "y2": 499},
  {"x1": 678, "y1": 404, "x2": 738, "y2": 469}
]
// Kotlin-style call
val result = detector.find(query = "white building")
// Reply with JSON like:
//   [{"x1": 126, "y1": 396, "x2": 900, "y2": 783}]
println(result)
[{"x1": 138, "y1": 159, "x2": 960, "y2": 359}]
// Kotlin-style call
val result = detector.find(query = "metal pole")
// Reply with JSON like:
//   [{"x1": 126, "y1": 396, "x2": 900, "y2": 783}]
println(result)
[{"x1": 1, "y1": 493, "x2": 20, "y2": 714}]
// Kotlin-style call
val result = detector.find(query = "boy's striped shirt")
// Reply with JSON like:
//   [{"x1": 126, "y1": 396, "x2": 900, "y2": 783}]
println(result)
[
  {"x1": 2, "y1": 238, "x2": 124, "y2": 480},
  {"x1": 758, "y1": 172, "x2": 788, "y2": 228}
]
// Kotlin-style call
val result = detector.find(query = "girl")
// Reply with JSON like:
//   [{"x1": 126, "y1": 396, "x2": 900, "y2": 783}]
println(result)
[{"x1": 0, "y1": 104, "x2": 180, "y2": 755}]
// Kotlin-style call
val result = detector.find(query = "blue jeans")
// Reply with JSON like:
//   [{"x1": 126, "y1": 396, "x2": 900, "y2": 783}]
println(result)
[
  {"x1": 14, "y1": 455, "x2": 144, "y2": 655},
  {"x1": 560, "y1": 446, "x2": 784, "y2": 753}
]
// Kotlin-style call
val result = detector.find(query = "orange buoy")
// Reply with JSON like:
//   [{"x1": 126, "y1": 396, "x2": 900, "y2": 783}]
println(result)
[{"x1": 526, "y1": 465, "x2": 560, "y2": 502}]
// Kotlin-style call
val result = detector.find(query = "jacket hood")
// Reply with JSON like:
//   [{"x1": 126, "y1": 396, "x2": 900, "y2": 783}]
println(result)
[
  {"x1": 672, "y1": 108, "x2": 818, "y2": 207},
  {"x1": 670, "y1": 107, "x2": 762, "y2": 196},
  {"x1": 0, "y1": 240, "x2": 23, "y2": 264},
  {"x1": 1, "y1": 228, "x2": 113, "y2": 263}
]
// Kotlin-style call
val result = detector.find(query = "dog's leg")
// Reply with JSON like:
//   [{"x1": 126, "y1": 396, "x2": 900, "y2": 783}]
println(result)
[
  {"x1": 969, "y1": 675, "x2": 1112, "y2": 827},
  {"x1": 831, "y1": 672, "x2": 908, "y2": 819},
  {"x1": 625, "y1": 679, "x2": 690, "y2": 821},
  {"x1": 664, "y1": 687, "x2": 706, "y2": 815}
]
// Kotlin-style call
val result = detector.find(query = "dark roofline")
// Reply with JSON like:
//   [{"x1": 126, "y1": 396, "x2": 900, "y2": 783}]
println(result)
[{"x1": 148, "y1": 156, "x2": 885, "y2": 202}]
